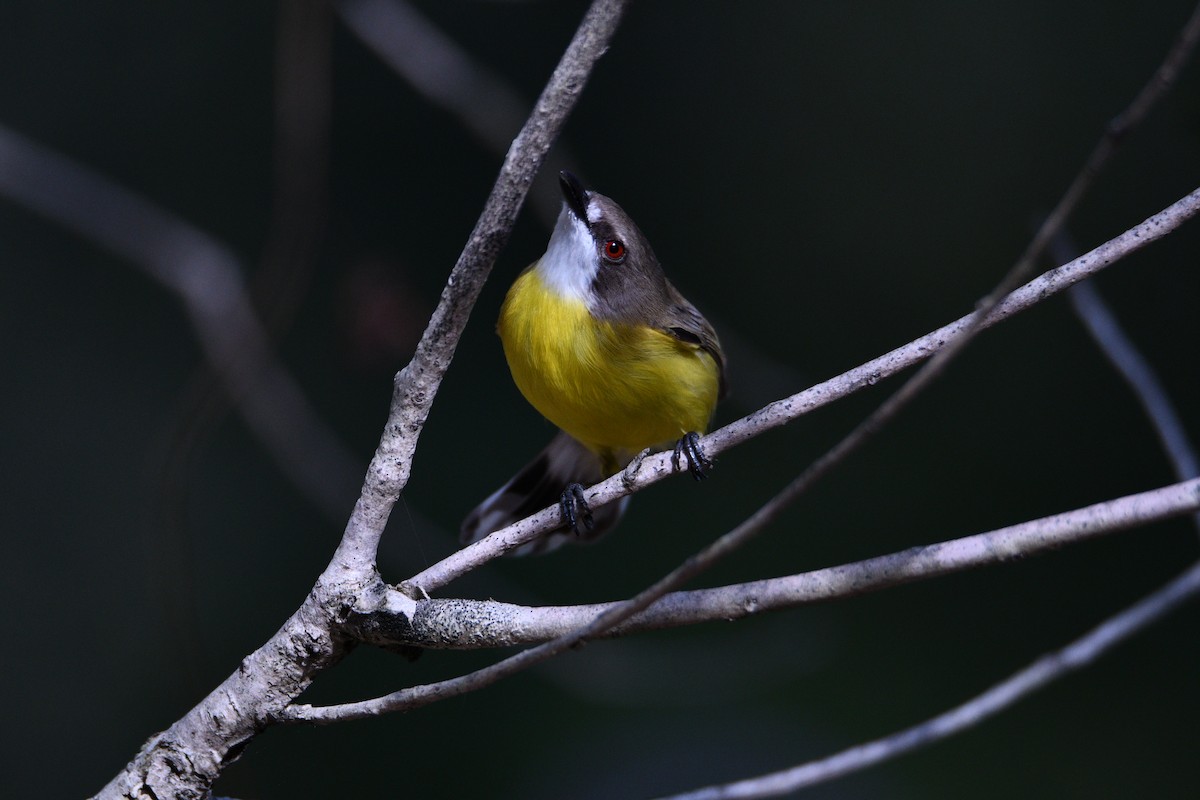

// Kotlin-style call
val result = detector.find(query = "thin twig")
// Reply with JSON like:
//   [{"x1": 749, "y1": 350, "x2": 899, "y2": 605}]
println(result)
[
  {"x1": 322, "y1": 478, "x2": 1200, "y2": 653},
  {"x1": 656, "y1": 558, "x2": 1200, "y2": 800},
  {"x1": 404, "y1": 185, "x2": 1200, "y2": 594},
  {"x1": 653, "y1": 15, "x2": 1200, "y2": 786},
  {"x1": 741, "y1": 0, "x2": 1200, "y2": 603},
  {"x1": 1070, "y1": 283, "x2": 1199, "y2": 488}
]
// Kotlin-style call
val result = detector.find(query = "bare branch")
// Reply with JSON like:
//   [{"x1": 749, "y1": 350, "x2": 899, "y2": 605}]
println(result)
[
  {"x1": 332, "y1": 478, "x2": 1200, "y2": 652},
  {"x1": 902, "y1": 0, "x2": 1200, "y2": 406},
  {"x1": 657, "y1": 557, "x2": 1200, "y2": 799},
  {"x1": 721, "y1": 0, "x2": 1200, "y2": 623},
  {"x1": 1040, "y1": 158, "x2": 1200, "y2": 538},
  {"x1": 1107, "y1": 0, "x2": 1200, "y2": 142},
  {"x1": 404, "y1": 184, "x2": 1200, "y2": 594},
  {"x1": 284, "y1": 479, "x2": 1200, "y2": 724}
]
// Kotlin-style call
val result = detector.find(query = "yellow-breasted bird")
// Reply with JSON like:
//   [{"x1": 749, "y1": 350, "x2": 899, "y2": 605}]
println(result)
[{"x1": 461, "y1": 171, "x2": 726, "y2": 554}]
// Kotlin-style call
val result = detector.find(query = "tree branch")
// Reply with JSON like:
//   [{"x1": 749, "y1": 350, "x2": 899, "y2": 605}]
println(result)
[
  {"x1": 404, "y1": 183, "x2": 1200, "y2": 594},
  {"x1": 658, "y1": 556, "x2": 1200, "y2": 799},
  {"x1": 322, "y1": 477, "x2": 1200, "y2": 654}
]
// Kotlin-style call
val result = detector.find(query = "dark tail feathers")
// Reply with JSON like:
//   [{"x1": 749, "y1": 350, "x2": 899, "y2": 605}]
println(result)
[{"x1": 460, "y1": 432, "x2": 629, "y2": 556}]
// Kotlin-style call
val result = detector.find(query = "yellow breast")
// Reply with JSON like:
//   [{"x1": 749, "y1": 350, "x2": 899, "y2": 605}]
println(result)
[{"x1": 498, "y1": 267, "x2": 720, "y2": 470}]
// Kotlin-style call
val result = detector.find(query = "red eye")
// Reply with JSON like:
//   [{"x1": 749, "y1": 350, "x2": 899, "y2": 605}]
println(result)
[{"x1": 603, "y1": 239, "x2": 626, "y2": 262}]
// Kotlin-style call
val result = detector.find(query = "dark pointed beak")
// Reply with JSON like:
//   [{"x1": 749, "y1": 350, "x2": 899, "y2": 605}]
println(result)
[{"x1": 559, "y1": 170, "x2": 589, "y2": 223}]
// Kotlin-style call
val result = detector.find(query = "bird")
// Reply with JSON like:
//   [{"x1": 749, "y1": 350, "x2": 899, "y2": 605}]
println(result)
[{"x1": 460, "y1": 170, "x2": 726, "y2": 554}]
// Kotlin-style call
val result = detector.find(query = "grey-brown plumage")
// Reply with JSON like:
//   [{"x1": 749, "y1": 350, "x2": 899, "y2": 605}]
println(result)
[{"x1": 563, "y1": 173, "x2": 727, "y2": 399}]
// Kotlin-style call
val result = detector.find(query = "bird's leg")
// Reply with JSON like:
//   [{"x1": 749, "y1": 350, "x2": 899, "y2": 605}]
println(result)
[
  {"x1": 560, "y1": 482, "x2": 595, "y2": 534},
  {"x1": 672, "y1": 432, "x2": 712, "y2": 481}
]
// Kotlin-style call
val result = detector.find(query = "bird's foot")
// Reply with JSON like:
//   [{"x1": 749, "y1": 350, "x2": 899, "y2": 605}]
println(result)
[
  {"x1": 560, "y1": 482, "x2": 594, "y2": 535},
  {"x1": 672, "y1": 432, "x2": 712, "y2": 481}
]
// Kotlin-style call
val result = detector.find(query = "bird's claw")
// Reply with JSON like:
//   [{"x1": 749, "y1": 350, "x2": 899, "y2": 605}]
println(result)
[
  {"x1": 560, "y1": 482, "x2": 594, "y2": 534},
  {"x1": 672, "y1": 432, "x2": 712, "y2": 480}
]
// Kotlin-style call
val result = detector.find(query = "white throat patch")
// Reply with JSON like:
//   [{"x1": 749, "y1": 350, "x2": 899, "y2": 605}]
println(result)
[{"x1": 537, "y1": 204, "x2": 597, "y2": 302}]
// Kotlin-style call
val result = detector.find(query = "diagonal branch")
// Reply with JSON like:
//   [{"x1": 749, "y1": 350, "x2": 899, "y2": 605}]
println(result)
[
  {"x1": 355, "y1": 188, "x2": 1197, "y2": 736},
  {"x1": 642, "y1": 14, "x2": 1200, "y2": 794},
  {"x1": 325, "y1": 478, "x2": 1200, "y2": 654},
  {"x1": 284, "y1": 448, "x2": 1200, "y2": 724},
  {"x1": 657, "y1": 557, "x2": 1200, "y2": 800},
  {"x1": 404, "y1": 184, "x2": 1200, "y2": 594},
  {"x1": 642, "y1": 14, "x2": 1200, "y2": 786}
]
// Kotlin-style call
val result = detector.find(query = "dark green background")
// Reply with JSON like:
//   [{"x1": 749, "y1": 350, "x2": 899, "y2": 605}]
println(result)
[{"x1": 3, "y1": 2, "x2": 1199, "y2": 797}]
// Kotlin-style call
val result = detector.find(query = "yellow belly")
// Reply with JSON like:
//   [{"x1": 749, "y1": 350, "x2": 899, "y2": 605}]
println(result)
[{"x1": 499, "y1": 268, "x2": 720, "y2": 470}]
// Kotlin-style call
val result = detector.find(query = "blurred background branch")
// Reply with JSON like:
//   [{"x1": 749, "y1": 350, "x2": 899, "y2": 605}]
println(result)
[
  {"x1": 1054, "y1": 231, "x2": 1200, "y2": 531},
  {"x1": 0, "y1": 122, "x2": 361, "y2": 513},
  {"x1": 336, "y1": 0, "x2": 568, "y2": 229}
]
